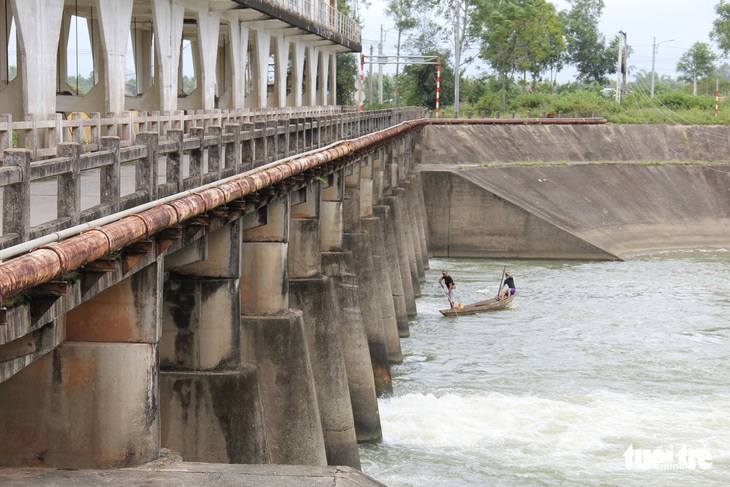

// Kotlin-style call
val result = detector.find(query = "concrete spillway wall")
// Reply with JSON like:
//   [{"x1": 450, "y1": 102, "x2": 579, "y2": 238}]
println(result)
[{"x1": 419, "y1": 125, "x2": 730, "y2": 259}]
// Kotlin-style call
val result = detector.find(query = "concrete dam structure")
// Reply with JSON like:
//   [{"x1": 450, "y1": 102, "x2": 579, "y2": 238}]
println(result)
[{"x1": 419, "y1": 124, "x2": 730, "y2": 260}]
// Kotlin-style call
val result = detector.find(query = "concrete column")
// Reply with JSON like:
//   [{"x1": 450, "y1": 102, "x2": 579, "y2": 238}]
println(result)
[
  {"x1": 360, "y1": 154, "x2": 374, "y2": 218},
  {"x1": 374, "y1": 204, "x2": 410, "y2": 335},
  {"x1": 273, "y1": 32, "x2": 289, "y2": 108},
  {"x1": 321, "y1": 251, "x2": 382, "y2": 443},
  {"x1": 96, "y1": 0, "x2": 133, "y2": 115},
  {"x1": 227, "y1": 21, "x2": 249, "y2": 110},
  {"x1": 412, "y1": 171, "x2": 431, "y2": 267},
  {"x1": 0, "y1": 262, "x2": 163, "y2": 468},
  {"x1": 343, "y1": 159, "x2": 361, "y2": 233},
  {"x1": 321, "y1": 169, "x2": 344, "y2": 251},
  {"x1": 291, "y1": 42, "x2": 305, "y2": 107},
  {"x1": 241, "y1": 196, "x2": 289, "y2": 315},
  {"x1": 385, "y1": 193, "x2": 418, "y2": 315},
  {"x1": 342, "y1": 232, "x2": 392, "y2": 395},
  {"x1": 252, "y1": 29, "x2": 270, "y2": 108},
  {"x1": 196, "y1": 9, "x2": 220, "y2": 111},
  {"x1": 240, "y1": 195, "x2": 327, "y2": 465},
  {"x1": 329, "y1": 50, "x2": 337, "y2": 105},
  {"x1": 319, "y1": 50, "x2": 330, "y2": 105},
  {"x1": 159, "y1": 222, "x2": 269, "y2": 464},
  {"x1": 394, "y1": 186, "x2": 422, "y2": 297},
  {"x1": 362, "y1": 216, "x2": 402, "y2": 364},
  {"x1": 403, "y1": 179, "x2": 426, "y2": 282},
  {"x1": 55, "y1": 10, "x2": 71, "y2": 92},
  {"x1": 288, "y1": 182, "x2": 359, "y2": 468},
  {"x1": 0, "y1": 0, "x2": 11, "y2": 87},
  {"x1": 151, "y1": 0, "x2": 184, "y2": 113},
  {"x1": 11, "y1": 0, "x2": 64, "y2": 118},
  {"x1": 305, "y1": 45, "x2": 318, "y2": 106},
  {"x1": 132, "y1": 20, "x2": 153, "y2": 95}
]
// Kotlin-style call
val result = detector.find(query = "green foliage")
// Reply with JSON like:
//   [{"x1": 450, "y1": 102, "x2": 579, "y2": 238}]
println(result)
[
  {"x1": 655, "y1": 92, "x2": 715, "y2": 111},
  {"x1": 711, "y1": 0, "x2": 730, "y2": 56},
  {"x1": 336, "y1": 53, "x2": 359, "y2": 106},
  {"x1": 560, "y1": 0, "x2": 615, "y2": 84}
]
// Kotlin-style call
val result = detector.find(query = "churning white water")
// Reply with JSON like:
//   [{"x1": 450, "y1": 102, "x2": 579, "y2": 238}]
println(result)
[{"x1": 360, "y1": 252, "x2": 730, "y2": 486}]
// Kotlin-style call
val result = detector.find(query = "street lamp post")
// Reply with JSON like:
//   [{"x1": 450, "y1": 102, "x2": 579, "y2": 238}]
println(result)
[{"x1": 651, "y1": 37, "x2": 675, "y2": 98}]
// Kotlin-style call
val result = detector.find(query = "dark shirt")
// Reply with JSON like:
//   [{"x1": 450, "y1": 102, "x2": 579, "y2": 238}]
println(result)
[
  {"x1": 504, "y1": 276, "x2": 515, "y2": 289},
  {"x1": 442, "y1": 275, "x2": 454, "y2": 289}
]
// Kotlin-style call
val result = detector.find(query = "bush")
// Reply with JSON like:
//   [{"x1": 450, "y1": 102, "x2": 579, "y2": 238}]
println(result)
[{"x1": 656, "y1": 92, "x2": 714, "y2": 111}]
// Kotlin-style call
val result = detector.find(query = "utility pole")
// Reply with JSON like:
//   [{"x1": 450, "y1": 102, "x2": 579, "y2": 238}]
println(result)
[
  {"x1": 378, "y1": 25, "x2": 384, "y2": 104},
  {"x1": 368, "y1": 44, "x2": 373, "y2": 105},
  {"x1": 615, "y1": 31, "x2": 623, "y2": 103},
  {"x1": 616, "y1": 31, "x2": 627, "y2": 103},
  {"x1": 650, "y1": 37, "x2": 675, "y2": 98}
]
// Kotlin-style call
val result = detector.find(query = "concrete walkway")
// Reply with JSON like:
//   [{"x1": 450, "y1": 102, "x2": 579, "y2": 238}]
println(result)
[{"x1": 0, "y1": 451, "x2": 386, "y2": 486}]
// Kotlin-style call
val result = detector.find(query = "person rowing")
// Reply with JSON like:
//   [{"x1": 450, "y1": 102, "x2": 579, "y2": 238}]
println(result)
[
  {"x1": 499, "y1": 271, "x2": 516, "y2": 300},
  {"x1": 439, "y1": 270, "x2": 457, "y2": 310}
]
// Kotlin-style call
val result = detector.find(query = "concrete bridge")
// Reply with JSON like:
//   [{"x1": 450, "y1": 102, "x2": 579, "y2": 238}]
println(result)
[{"x1": 0, "y1": 106, "x2": 435, "y2": 477}]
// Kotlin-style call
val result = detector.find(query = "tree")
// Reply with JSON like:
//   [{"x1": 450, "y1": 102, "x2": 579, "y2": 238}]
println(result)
[
  {"x1": 433, "y1": 0, "x2": 480, "y2": 117},
  {"x1": 560, "y1": 0, "x2": 614, "y2": 84},
  {"x1": 385, "y1": 0, "x2": 419, "y2": 106},
  {"x1": 711, "y1": 0, "x2": 730, "y2": 56},
  {"x1": 677, "y1": 42, "x2": 718, "y2": 95},
  {"x1": 399, "y1": 50, "x2": 454, "y2": 108},
  {"x1": 513, "y1": 0, "x2": 565, "y2": 90},
  {"x1": 475, "y1": 0, "x2": 524, "y2": 110},
  {"x1": 336, "y1": 53, "x2": 359, "y2": 105}
]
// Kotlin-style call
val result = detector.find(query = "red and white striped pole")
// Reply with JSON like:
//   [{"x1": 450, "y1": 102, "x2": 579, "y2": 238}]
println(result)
[
  {"x1": 360, "y1": 54, "x2": 365, "y2": 112},
  {"x1": 435, "y1": 56, "x2": 441, "y2": 116},
  {"x1": 715, "y1": 78, "x2": 719, "y2": 117}
]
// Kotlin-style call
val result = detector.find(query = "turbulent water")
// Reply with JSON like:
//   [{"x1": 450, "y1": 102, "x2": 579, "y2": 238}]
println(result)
[{"x1": 359, "y1": 252, "x2": 730, "y2": 486}]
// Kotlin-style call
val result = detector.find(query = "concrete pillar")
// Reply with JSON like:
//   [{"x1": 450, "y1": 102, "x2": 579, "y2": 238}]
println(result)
[
  {"x1": 96, "y1": 0, "x2": 133, "y2": 115},
  {"x1": 241, "y1": 196, "x2": 289, "y2": 315},
  {"x1": 240, "y1": 195, "x2": 327, "y2": 465},
  {"x1": 394, "y1": 186, "x2": 422, "y2": 298},
  {"x1": 159, "y1": 222, "x2": 269, "y2": 464},
  {"x1": 321, "y1": 251, "x2": 382, "y2": 443},
  {"x1": 403, "y1": 179, "x2": 426, "y2": 282},
  {"x1": 227, "y1": 21, "x2": 249, "y2": 110},
  {"x1": 412, "y1": 171, "x2": 431, "y2": 267},
  {"x1": 305, "y1": 45, "x2": 318, "y2": 106},
  {"x1": 321, "y1": 169, "x2": 344, "y2": 251},
  {"x1": 319, "y1": 50, "x2": 330, "y2": 106},
  {"x1": 0, "y1": 262, "x2": 163, "y2": 468},
  {"x1": 252, "y1": 28, "x2": 270, "y2": 108},
  {"x1": 342, "y1": 232, "x2": 392, "y2": 395},
  {"x1": 384, "y1": 193, "x2": 418, "y2": 316},
  {"x1": 11, "y1": 0, "x2": 64, "y2": 118},
  {"x1": 0, "y1": 0, "x2": 11, "y2": 87},
  {"x1": 329, "y1": 50, "x2": 337, "y2": 105},
  {"x1": 273, "y1": 32, "x2": 289, "y2": 108},
  {"x1": 373, "y1": 205, "x2": 410, "y2": 335},
  {"x1": 151, "y1": 0, "x2": 184, "y2": 113},
  {"x1": 362, "y1": 216, "x2": 402, "y2": 364},
  {"x1": 196, "y1": 9, "x2": 220, "y2": 111},
  {"x1": 291, "y1": 42, "x2": 305, "y2": 107},
  {"x1": 288, "y1": 181, "x2": 359, "y2": 468},
  {"x1": 132, "y1": 20, "x2": 153, "y2": 95}
]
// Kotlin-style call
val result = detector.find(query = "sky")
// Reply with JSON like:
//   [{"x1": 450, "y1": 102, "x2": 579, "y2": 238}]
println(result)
[{"x1": 358, "y1": 0, "x2": 720, "y2": 83}]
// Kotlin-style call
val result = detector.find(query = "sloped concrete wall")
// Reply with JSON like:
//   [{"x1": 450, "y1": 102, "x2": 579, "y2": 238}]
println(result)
[
  {"x1": 420, "y1": 125, "x2": 730, "y2": 164},
  {"x1": 419, "y1": 125, "x2": 730, "y2": 259}
]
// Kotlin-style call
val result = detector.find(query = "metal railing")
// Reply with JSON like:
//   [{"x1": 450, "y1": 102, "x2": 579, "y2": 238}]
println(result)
[
  {"x1": 278, "y1": 0, "x2": 361, "y2": 43},
  {"x1": 0, "y1": 107, "x2": 424, "y2": 254}
]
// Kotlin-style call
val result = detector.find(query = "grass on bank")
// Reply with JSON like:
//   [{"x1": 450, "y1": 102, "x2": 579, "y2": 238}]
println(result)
[{"x1": 432, "y1": 91, "x2": 730, "y2": 124}]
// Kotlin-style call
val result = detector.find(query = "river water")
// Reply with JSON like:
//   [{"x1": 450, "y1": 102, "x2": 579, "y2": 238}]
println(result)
[{"x1": 359, "y1": 252, "x2": 730, "y2": 486}]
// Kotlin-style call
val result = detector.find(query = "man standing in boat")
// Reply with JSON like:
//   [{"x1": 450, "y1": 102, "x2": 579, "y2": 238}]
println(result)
[
  {"x1": 439, "y1": 270, "x2": 457, "y2": 309},
  {"x1": 499, "y1": 271, "x2": 516, "y2": 300}
]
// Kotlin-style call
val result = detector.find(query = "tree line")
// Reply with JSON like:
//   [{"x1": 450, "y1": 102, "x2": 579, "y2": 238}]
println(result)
[{"x1": 343, "y1": 0, "x2": 730, "y2": 120}]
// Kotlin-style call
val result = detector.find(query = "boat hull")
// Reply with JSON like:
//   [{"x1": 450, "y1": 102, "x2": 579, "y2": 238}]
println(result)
[{"x1": 439, "y1": 294, "x2": 515, "y2": 316}]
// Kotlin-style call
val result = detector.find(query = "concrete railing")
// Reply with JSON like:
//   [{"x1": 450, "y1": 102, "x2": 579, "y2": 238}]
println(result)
[
  {"x1": 0, "y1": 107, "x2": 424, "y2": 253},
  {"x1": 277, "y1": 0, "x2": 361, "y2": 43}
]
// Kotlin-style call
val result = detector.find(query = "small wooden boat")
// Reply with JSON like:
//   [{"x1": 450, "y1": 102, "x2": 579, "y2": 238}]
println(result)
[{"x1": 439, "y1": 293, "x2": 515, "y2": 316}]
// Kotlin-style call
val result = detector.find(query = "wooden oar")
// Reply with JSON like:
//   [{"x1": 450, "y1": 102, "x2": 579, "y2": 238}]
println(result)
[{"x1": 497, "y1": 266, "x2": 506, "y2": 298}]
